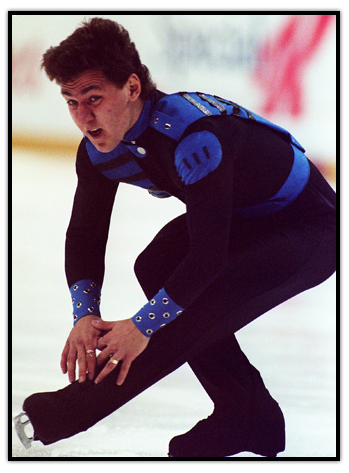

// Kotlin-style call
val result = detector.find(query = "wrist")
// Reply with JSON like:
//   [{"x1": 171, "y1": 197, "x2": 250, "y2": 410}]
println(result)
[
  {"x1": 131, "y1": 288, "x2": 184, "y2": 337},
  {"x1": 70, "y1": 279, "x2": 102, "y2": 325}
]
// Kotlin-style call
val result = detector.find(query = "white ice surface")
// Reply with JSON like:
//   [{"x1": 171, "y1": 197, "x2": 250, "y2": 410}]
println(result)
[{"x1": 11, "y1": 149, "x2": 337, "y2": 460}]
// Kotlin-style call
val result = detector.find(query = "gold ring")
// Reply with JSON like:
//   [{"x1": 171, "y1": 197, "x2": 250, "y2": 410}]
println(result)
[
  {"x1": 86, "y1": 350, "x2": 94, "y2": 356},
  {"x1": 110, "y1": 359, "x2": 119, "y2": 365}
]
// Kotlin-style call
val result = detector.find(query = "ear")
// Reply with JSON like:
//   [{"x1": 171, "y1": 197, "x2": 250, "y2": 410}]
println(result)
[{"x1": 127, "y1": 73, "x2": 142, "y2": 101}]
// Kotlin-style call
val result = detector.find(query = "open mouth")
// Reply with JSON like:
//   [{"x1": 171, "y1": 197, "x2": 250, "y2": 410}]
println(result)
[{"x1": 88, "y1": 128, "x2": 102, "y2": 138}]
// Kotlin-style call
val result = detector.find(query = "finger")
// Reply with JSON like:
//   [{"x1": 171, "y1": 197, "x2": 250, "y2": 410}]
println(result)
[
  {"x1": 97, "y1": 336, "x2": 108, "y2": 351},
  {"x1": 60, "y1": 340, "x2": 70, "y2": 374},
  {"x1": 91, "y1": 319, "x2": 115, "y2": 331},
  {"x1": 95, "y1": 356, "x2": 120, "y2": 384},
  {"x1": 96, "y1": 346, "x2": 114, "y2": 367},
  {"x1": 116, "y1": 358, "x2": 132, "y2": 386},
  {"x1": 67, "y1": 346, "x2": 78, "y2": 383},
  {"x1": 85, "y1": 348, "x2": 96, "y2": 380},
  {"x1": 77, "y1": 344, "x2": 88, "y2": 383}
]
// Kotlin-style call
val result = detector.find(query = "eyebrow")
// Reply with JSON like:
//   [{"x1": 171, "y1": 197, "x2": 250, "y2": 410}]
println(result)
[{"x1": 61, "y1": 85, "x2": 102, "y2": 97}]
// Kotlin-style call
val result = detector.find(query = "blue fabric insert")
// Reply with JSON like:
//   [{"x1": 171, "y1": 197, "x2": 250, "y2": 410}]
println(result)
[
  {"x1": 131, "y1": 287, "x2": 184, "y2": 337},
  {"x1": 175, "y1": 131, "x2": 223, "y2": 185},
  {"x1": 102, "y1": 160, "x2": 144, "y2": 180},
  {"x1": 70, "y1": 279, "x2": 102, "y2": 325},
  {"x1": 85, "y1": 138, "x2": 129, "y2": 165}
]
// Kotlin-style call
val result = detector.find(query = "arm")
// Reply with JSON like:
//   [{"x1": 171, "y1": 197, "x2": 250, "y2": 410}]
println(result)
[
  {"x1": 61, "y1": 140, "x2": 118, "y2": 382},
  {"x1": 65, "y1": 140, "x2": 118, "y2": 290},
  {"x1": 132, "y1": 128, "x2": 235, "y2": 330}
]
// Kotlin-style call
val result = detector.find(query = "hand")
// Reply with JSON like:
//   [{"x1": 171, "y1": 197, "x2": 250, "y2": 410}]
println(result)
[
  {"x1": 92, "y1": 318, "x2": 150, "y2": 386},
  {"x1": 61, "y1": 314, "x2": 103, "y2": 383}
]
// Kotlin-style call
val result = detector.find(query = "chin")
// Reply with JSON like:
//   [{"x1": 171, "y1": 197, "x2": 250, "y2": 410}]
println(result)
[
  {"x1": 95, "y1": 140, "x2": 120, "y2": 153},
  {"x1": 94, "y1": 144, "x2": 113, "y2": 153}
]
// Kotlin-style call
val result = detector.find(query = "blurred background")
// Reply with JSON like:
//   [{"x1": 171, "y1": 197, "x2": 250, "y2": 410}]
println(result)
[
  {"x1": 11, "y1": 13, "x2": 337, "y2": 458},
  {"x1": 12, "y1": 13, "x2": 336, "y2": 177}
]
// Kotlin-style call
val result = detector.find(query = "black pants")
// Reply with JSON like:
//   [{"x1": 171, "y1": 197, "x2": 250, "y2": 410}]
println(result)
[
  {"x1": 24, "y1": 198, "x2": 336, "y2": 445},
  {"x1": 134, "y1": 210, "x2": 336, "y2": 413}
]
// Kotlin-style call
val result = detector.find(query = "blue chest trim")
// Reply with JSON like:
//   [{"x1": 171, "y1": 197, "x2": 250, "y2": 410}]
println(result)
[
  {"x1": 85, "y1": 138, "x2": 128, "y2": 166},
  {"x1": 84, "y1": 138, "x2": 156, "y2": 190},
  {"x1": 102, "y1": 160, "x2": 143, "y2": 180}
]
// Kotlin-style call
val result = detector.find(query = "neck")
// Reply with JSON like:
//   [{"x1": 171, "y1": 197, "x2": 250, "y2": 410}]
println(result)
[{"x1": 128, "y1": 98, "x2": 145, "y2": 131}]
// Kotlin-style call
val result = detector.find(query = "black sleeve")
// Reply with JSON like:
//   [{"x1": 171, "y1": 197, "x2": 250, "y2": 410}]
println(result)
[
  {"x1": 163, "y1": 133, "x2": 235, "y2": 308},
  {"x1": 162, "y1": 116, "x2": 297, "y2": 309},
  {"x1": 65, "y1": 140, "x2": 118, "y2": 288}
]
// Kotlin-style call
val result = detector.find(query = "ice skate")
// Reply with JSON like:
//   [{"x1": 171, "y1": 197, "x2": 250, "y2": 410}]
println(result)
[
  {"x1": 13, "y1": 412, "x2": 34, "y2": 450},
  {"x1": 168, "y1": 400, "x2": 285, "y2": 458}
]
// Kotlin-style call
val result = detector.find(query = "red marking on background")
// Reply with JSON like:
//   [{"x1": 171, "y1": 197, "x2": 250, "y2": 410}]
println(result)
[{"x1": 254, "y1": 15, "x2": 334, "y2": 117}]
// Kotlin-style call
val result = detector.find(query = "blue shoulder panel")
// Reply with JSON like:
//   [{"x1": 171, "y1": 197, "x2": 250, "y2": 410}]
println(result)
[
  {"x1": 150, "y1": 92, "x2": 220, "y2": 141},
  {"x1": 150, "y1": 92, "x2": 305, "y2": 152},
  {"x1": 250, "y1": 111, "x2": 305, "y2": 152},
  {"x1": 175, "y1": 131, "x2": 222, "y2": 185}
]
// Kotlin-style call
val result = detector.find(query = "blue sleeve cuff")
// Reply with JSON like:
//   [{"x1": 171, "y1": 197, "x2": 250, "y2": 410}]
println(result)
[
  {"x1": 70, "y1": 279, "x2": 102, "y2": 325},
  {"x1": 131, "y1": 288, "x2": 184, "y2": 337}
]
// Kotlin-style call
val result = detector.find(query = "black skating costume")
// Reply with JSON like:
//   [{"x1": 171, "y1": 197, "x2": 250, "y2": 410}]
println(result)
[{"x1": 22, "y1": 91, "x2": 336, "y2": 456}]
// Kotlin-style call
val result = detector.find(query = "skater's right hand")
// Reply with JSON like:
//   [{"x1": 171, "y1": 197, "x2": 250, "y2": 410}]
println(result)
[{"x1": 61, "y1": 314, "x2": 103, "y2": 383}]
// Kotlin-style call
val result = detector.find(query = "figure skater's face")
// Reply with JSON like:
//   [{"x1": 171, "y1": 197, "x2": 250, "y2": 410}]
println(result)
[{"x1": 61, "y1": 70, "x2": 142, "y2": 152}]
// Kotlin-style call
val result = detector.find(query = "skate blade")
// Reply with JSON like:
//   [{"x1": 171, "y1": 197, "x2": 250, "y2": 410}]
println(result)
[{"x1": 13, "y1": 412, "x2": 33, "y2": 449}]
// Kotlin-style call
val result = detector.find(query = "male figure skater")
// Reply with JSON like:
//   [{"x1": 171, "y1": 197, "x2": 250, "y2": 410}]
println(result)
[{"x1": 15, "y1": 17, "x2": 336, "y2": 457}]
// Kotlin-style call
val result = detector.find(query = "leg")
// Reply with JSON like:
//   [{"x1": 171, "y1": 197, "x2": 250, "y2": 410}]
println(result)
[
  {"x1": 133, "y1": 213, "x2": 189, "y2": 300},
  {"x1": 22, "y1": 216, "x2": 335, "y2": 452},
  {"x1": 170, "y1": 335, "x2": 285, "y2": 457},
  {"x1": 135, "y1": 220, "x2": 285, "y2": 455}
]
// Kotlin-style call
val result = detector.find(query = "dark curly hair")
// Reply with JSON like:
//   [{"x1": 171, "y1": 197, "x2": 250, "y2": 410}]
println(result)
[{"x1": 41, "y1": 17, "x2": 156, "y2": 100}]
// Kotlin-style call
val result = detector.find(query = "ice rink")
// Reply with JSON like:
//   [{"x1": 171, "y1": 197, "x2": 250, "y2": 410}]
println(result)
[{"x1": 11, "y1": 147, "x2": 337, "y2": 459}]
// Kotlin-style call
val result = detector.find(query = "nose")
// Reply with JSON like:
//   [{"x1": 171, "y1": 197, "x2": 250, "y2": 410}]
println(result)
[{"x1": 75, "y1": 102, "x2": 94, "y2": 126}]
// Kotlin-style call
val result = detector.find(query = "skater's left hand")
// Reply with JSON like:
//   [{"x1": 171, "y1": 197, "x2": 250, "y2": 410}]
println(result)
[{"x1": 91, "y1": 318, "x2": 150, "y2": 386}]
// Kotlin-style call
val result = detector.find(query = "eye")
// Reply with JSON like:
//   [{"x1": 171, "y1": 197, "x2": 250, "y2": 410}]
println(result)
[
  {"x1": 66, "y1": 99, "x2": 78, "y2": 108},
  {"x1": 88, "y1": 96, "x2": 102, "y2": 104}
]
